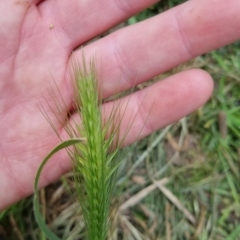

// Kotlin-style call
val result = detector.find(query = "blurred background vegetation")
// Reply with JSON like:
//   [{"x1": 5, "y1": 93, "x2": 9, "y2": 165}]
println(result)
[{"x1": 1, "y1": 0, "x2": 240, "y2": 239}]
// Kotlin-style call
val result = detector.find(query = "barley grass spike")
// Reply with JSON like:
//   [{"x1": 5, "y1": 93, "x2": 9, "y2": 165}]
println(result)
[{"x1": 69, "y1": 60, "x2": 124, "y2": 240}]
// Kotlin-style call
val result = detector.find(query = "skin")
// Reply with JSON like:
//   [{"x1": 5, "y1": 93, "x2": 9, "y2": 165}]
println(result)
[{"x1": 0, "y1": 0, "x2": 240, "y2": 211}]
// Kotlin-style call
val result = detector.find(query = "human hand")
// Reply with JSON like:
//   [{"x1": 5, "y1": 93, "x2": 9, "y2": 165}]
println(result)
[{"x1": 0, "y1": 0, "x2": 239, "y2": 211}]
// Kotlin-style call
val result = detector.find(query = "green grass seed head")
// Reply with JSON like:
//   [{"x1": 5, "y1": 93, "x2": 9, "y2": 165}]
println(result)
[
  {"x1": 70, "y1": 59, "x2": 124, "y2": 240},
  {"x1": 34, "y1": 58, "x2": 133, "y2": 240}
]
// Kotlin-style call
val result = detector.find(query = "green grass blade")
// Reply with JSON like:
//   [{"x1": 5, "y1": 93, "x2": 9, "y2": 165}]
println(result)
[{"x1": 34, "y1": 138, "x2": 85, "y2": 240}]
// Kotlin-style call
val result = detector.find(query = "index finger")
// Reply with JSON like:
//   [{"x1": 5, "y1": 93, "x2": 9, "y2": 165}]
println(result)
[{"x1": 71, "y1": 0, "x2": 240, "y2": 98}]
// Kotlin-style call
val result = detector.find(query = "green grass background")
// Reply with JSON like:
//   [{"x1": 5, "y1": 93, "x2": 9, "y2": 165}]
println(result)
[{"x1": 1, "y1": 1, "x2": 240, "y2": 239}]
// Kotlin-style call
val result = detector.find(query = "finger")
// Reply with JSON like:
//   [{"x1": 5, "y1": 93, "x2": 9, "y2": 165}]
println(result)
[
  {"x1": 70, "y1": 0, "x2": 240, "y2": 98},
  {"x1": 38, "y1": 0, "x2": 158, "y2": 49},
  {"x1": 63, "y1": 69, "x2": 213, "y2": 147}
]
